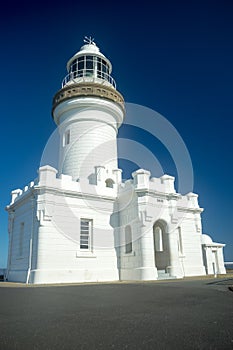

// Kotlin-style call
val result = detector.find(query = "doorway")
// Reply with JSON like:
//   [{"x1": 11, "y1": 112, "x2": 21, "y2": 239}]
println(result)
[{"x1": 153, "y1": 221, "x2": 170, "y2": 271}]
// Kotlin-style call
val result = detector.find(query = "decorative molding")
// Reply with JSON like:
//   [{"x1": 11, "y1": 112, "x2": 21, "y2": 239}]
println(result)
[
  {"x1": 52, "y1": 83, "x2": 125, "y2": 113},
  {"x1": 135, "y1": 188, "x2": 181, "y2": 201},
  {"x1": 140, "y1": 210, "x2": 153, "y2": 224},
  {"x1": 177, "y1": 207, "x2": 204, "y2": 214},
  {"x1": 35, "y1": 185, "x2": 117, "y2": 203},
  {"x1": 76, "y1": 251, "x2": 97, "y2": 258},
  {"x1": 202, "y1": 243, "x2": 225, "y2": 248},
  {"x1": 36, "y1": 209, "x2": 52, "y2": 225}
]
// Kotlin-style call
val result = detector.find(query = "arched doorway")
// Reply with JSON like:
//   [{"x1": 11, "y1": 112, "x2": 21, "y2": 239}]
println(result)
[{"x1": 153, "y1": 221, "x2": 170, "y2": 271}]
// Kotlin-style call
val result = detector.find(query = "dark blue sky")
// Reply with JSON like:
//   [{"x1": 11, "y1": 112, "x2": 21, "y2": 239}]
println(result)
[{"x1": 0, "y1": 0, "x2": 232, "y2": 266}]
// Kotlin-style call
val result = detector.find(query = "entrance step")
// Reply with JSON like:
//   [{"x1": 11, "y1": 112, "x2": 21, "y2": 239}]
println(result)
[{"x1": 157, "y1": 270, "x2": 175, "y2": 280}]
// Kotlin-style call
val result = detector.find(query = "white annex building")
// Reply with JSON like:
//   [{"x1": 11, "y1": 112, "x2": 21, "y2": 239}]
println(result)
[{"x1": 6, "y1": 38, "x2": 226, "y2": 284}]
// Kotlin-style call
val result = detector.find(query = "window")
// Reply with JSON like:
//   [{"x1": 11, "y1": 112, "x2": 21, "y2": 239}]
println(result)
[
  {"x1": 63, "y1": 130, "x2": 70, "y2": 146},
  {"x1": 68, "y1": 56, "x2": 111, "y2": 83},
  {"x1": 19, "y1": 222, "x2": 24, "y2": 256},
  {"x1": 86, "y1": 56, "x2": 94, "y2": 70},
  {"x1": 69, "y1": 61, "x2": 76, "y2": 73},
  {"x1": 178, "y1": 227, "x2": 183, "y2": 255},
  {"x1": 125, "y1": 225, "x2": 132, "y2": 253},
  {"x1": 80, "y1": 219, "x2": 92, "y2": 250},
  {"x1": 105, "y1": 178, "x2": 115, "y2": 188},
  {"x1": 154, "y1": 226, "x2": 163, "y2": 252},
  {"x1": 78, "y1": 59, "x2": 84, "y2": 71}
]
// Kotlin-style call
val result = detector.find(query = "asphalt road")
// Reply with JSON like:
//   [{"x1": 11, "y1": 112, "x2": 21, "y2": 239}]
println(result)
[{"x1": 0, "y1": 278, "x2": 233, "y2": 350}]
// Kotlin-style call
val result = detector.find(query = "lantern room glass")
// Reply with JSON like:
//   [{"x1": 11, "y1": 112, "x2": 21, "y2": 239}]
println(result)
[{"x1": 69, "y1": 55, "x2": 110, "y2": 79}]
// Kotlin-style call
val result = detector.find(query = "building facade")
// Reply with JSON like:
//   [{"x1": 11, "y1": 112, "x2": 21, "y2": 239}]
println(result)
[{"x1": 6, "y1": 39, "x2": 226, "y2": 283}]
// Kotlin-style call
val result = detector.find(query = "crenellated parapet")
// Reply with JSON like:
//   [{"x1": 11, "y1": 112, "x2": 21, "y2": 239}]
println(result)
[
  {"x1": 119, "y1": 168, "x2": 203, "y2": 210},
  {"x1": 8, "y1": 181, "x2": 36, "y2": 206},
  {"x1": 7, "y1": 164, "x2": 123, "y2": 210},
  {"x1": 117, "y1": 168, "x2": 204, "y2": 233}
]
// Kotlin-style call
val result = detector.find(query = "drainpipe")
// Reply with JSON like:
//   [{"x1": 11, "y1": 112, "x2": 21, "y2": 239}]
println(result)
[{"x1": 6, "y1": 210, "x2": 15, "y2": 281}]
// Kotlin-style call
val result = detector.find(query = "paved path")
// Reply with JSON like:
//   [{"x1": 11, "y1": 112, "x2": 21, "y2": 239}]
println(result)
[{"x1": 0, "y1": 278, "x2": 233, "y2": 349}]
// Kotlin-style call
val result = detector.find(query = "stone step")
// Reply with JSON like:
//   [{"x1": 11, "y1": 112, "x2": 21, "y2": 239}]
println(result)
[{"x1": 157, "y1": 270, "x2": 175, "y2": 280}]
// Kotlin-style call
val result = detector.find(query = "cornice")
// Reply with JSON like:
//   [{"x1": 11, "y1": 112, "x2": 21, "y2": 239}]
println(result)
[
  {"x1": 134, "y1": 188, "x2": 181, "y2": 201},
  {"x1": 52, "y1": 82, "x2": 125, "y2": 114},
  {"x1": 177, "y1": 206, "x2": 204, "y2": 214},
  {"x1": 35, "y1": 185, "x2": 117, "y2": 203}
]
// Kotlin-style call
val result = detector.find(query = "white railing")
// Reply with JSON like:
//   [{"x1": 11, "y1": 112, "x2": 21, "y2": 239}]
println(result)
[{"x1": 62, "y1": 70, "x2": 116, "y2": 89}]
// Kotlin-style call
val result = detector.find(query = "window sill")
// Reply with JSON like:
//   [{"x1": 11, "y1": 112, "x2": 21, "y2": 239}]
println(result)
[
  {"x1": 123, "y1": 251, "x2": 136, "y2": 257},
  {"x1": 76, "y1": 251, "x2": 97, "y2": 258}
]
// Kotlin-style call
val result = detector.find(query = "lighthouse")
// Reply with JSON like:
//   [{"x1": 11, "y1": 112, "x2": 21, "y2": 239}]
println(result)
[
  {"x1": 52, "y1": 37, "x2": 125, "y2": 183},
  {"x1": 6, "y1": 38, "x2": 226, "y2": 284}
]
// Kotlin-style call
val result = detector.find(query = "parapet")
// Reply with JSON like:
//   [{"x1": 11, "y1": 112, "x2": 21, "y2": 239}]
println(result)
[{"x1": 9, "y1": 180, "x2": 35, "y2": 205}]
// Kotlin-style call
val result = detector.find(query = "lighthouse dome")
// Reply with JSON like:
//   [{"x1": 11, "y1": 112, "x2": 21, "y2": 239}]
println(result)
[{"x1": 201, "y1": 234, "x2": 213, "y2": 245}]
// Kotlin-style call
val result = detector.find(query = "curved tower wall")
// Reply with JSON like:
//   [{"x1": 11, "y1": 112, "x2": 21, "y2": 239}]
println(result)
[{"x1": 53, "y1": 96, "x2": 124, "y2": 180}]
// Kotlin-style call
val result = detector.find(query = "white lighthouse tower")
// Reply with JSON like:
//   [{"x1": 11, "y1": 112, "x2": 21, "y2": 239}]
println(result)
[
  {"x1": 6, "y1": 38, "x2": 226, "y2": 284},
  {"x1": 6, "y1": 38, "x2": 126, "y2": 284},
  {"x1": 53, "y1": 37, "x2": 125, "y2": 183}
]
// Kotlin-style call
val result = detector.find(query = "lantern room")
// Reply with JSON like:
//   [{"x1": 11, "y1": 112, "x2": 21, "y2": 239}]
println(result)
[{"x1": 62, "y1": 37, "x2": 116, "y2": 88}]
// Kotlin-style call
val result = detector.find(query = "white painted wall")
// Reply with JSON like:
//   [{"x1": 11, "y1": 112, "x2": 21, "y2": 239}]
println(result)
[{"x1": 6, "y1": 166, "x2": 226, "y2": 283}]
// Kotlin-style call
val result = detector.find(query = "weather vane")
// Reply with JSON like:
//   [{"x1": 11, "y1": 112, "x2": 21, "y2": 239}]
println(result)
[{"x1": 84, "y1": 36, "x2": 96, "y2": 45}]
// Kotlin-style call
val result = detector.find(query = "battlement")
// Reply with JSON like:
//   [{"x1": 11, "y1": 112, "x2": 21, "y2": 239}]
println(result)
[
  {"x1": 10, "y1": 180, "x2": 37, "y2": 205},
  {"x1": 9, "y1": 164, "x2": 123, "y2": 206},
  {"x1": 9, "y1": 166, "x2": 201, "y2": 212},
  {"x1": 118, "y1": 168, "x2": 202, "y2": 212},
  {"x1": 119, "y1": 169, "x2": 176, "y2": 194}
]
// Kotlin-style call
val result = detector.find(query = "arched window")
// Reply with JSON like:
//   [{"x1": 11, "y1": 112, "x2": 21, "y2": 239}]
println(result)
[
  {"x1": 125, "y1": 225, "x2": 132, "y2": 254},
  {"x1": 105, "y1": 178, "x2": 115, "y2": 188}
]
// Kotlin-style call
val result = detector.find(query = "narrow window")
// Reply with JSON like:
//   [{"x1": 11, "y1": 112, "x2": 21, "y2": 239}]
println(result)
[
  {"x1": 86, "y1": 56, "x2": 94, "y2": 69},
  {"x1": 178, "y1": 227, "x2": 183, "y2": 255},
  {"x1": 78, "y1": 59, "x2": 84, "y2": 71},
  {"x1": 71, "y1": 61, "x2": 77, "y2": 78},
  {"x1": 63, "y1": 130, "x2": 70, "y2": 146},
  {"x1": 97, "y1": 57, "x2": 102, "y2": 78},
  {"x1": 19, "y1": 222, "x2": 24, "y2": 256},
  {"x1": 80, "y1": 219, "x2": 92, "y2": 250},
  {"x1": 125, "y1": 225, "x2": 132, "y2": 253}
]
